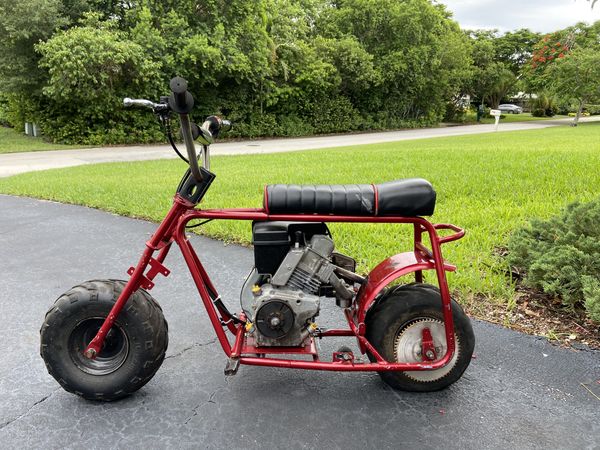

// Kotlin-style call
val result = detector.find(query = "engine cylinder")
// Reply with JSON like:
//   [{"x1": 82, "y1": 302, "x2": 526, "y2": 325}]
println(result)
[{"x1": 287, "y1": 268, "x2": 321, "y2": 294}]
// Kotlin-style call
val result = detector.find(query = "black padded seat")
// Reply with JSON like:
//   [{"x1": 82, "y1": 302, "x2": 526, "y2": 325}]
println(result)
[{"x1": 264, "y1": 178, "x2": 436, "y2": 217}]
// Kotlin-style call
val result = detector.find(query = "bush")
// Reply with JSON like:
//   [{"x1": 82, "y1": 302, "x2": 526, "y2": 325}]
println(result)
[
  {"x1": 508, "y1": 198, "x2": 600, "y2": 322},
  {"x1": 443, "y1": 102, "x2": 468, "y2": 122},
  {"x1": 584, "y1": 104, "x2": 600, "y2": 115},
  {"x1": 0, "y1": 1, "x2": 472, "y2": 145},
  {"x1": 531, "y1": 108, "x2": 545, "y2": 117},
  {"x1": 25, "y1": 13, "x2": 165, "y2": 144},
  {"x1": 303, "y1": 96, "x2": 362, "y2": 134},
  {"x1": 0, "y1": 96, "x2": 8, "y2": 126},
  {"x1": 530, "y1": 93, "x2": 557, "y2": 117},
  {"x1": 277, "y1": 115, "x2": 315, "y2": 136},
  {"x1": 229, "y1": 112, "x2": 281, "y2": 138},
  {"x1": 546, "y1": 104, "x2": 559, "y2": 117}
]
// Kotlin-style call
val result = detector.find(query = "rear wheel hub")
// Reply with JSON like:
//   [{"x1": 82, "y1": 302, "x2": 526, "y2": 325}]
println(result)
[{"x1": 394, "y1": 318, "x2": 460, "y2": 382}]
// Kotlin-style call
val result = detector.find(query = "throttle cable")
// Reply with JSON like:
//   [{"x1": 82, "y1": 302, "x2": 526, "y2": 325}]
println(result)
[{"x1": 160, "y1": 114, "x2": 189, "y2": 164}]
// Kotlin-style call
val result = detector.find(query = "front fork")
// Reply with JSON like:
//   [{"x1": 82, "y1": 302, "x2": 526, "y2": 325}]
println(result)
[{"x1": 84, "y1": 198, "x2": 191, "y2": 358}]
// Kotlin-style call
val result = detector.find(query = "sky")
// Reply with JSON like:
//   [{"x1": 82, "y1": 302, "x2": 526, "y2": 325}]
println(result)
[{"x1": 439, "y1": 0, "x2": 600, "y2": 32}]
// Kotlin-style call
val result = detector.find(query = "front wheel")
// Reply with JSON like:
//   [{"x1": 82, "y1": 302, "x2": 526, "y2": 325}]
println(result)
[
  {"x1": 40, "y1": 280, "x2": 168, "y2": 401},
  {"x1": 365, "y1": 283, "x2": 474, "y2": 392}
]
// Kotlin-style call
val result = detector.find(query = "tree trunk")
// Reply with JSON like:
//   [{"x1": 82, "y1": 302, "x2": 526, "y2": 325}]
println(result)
[
  {"x1": 488, "y1": 93, "x2": 500, "y2": 109},
  {"x1": 573, "y1": 99, "x2": 584, "y2": 127}
]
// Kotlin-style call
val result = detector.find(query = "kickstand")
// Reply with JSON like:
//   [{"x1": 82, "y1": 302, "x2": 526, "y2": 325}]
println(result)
[{"x1": 224, "y1": 357, "x2": 240, "y2": 376}]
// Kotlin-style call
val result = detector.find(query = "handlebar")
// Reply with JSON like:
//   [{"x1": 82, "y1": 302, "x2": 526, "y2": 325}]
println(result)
[
  {"x1": 123, "y1": 77, "x2": 231, "y2": 184},
  {"x1": 168, "y1": 77, "x2": 194, "y2": 114}
]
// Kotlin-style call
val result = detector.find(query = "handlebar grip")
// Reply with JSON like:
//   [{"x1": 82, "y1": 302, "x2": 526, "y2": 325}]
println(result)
[
  {"x1": 123, "y1": 98, "x2": 157, "y2": 109},
  {"x1": 169, "y1": 77, "x2": 201, "y2": 182},
  {"x1": 200, "y1": 116, "x2": 232, "y2": 141},
  {"x1": 221, "y1": 119, "x2": 232, "y2": 133},
  {"x1": 170, "y1": 76, "x2": 187, "y2": 93},
  {"x1": 168, "y1": 77, "x2": 194, "y2": 114}
]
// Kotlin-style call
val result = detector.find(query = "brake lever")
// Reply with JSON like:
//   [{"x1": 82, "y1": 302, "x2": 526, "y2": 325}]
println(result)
[
  {"x1": 197, "y1": 125, "x2": 213, "y2": 146},
  {"x1": 197, "y1": 116, "x2": 231, "y2": 146}
]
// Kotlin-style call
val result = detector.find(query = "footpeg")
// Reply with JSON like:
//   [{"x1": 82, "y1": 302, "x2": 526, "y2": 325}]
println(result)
[
  {"x1": 224, "y1": 357, "x2": 240, "y2": 376},
  {"x1": 333, "y1": 345, "x2": 355, "y2": 363}
]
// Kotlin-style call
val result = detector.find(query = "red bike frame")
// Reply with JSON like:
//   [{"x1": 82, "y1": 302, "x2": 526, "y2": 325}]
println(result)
[{"x1": 84, "y1": 193, "x2": 465, "y2": 373}]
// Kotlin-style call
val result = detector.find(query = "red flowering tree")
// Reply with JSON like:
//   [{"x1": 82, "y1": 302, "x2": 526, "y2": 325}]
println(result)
[
  {"x1": 525, "y1": 31, "x2": 575, "y2": 91},
  {"x1": 525, "y1": 20, "x2": 600, "y2": 125}
]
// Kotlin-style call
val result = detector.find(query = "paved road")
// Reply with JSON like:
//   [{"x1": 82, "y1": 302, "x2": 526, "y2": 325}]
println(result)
[
  {"x1": 2, "y1": 117, "x2": 599, "y2": 178},
  {"x1": 1, "y1": 195, "x2": 598, "y2": 449}
]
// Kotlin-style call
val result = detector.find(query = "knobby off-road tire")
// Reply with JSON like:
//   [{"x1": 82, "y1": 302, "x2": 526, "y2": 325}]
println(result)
[
  {"x1": 365, "y1": 283, "x2": 475, "y2": 392},
  {"x1": 40, "y1": 279, "x2": 168, "y2": 401}
]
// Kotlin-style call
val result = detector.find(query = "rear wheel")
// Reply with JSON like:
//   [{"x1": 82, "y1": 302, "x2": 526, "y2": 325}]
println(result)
[
  {"x1": 40, "y1": 279, "x2": 168, "y2": 401},
  {"x1": 365, "y1": 283, "x2": 474, "y2": 392}
]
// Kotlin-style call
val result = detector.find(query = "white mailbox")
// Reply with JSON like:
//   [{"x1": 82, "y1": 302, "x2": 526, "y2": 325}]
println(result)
[{"x1": 490, "y1": 109, "x2": 502, "y2": 131}]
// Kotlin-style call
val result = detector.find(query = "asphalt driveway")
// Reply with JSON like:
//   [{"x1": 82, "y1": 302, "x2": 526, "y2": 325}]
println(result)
[{"x1": 0, "y1": 195, "x2": 598, "y2": 449}]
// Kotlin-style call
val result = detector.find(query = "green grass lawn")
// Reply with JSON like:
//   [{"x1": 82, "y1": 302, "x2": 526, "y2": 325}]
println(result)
[
  {"x1": 1, "y1": 123, "x2": 599, "y2": 316},
  {"x1": 0, "y1": 126, "x2": 77, "y2": 154},
  {"x1": 487, "y1": 112, "x2": 570, "y2": 123},
  {"x1": 459, "y1": 112, "x2": 571, "y2": 125}
]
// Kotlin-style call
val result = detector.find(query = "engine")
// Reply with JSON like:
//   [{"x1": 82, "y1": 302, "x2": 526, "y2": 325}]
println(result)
[{"x1": 242, "y1": 222, "x2": 359, "y2": 347}]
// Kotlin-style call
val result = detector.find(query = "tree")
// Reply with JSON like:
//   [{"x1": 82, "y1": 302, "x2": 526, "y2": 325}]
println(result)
[
  {"x1": 475, "y1": 63, "x2": 517, "y2": 108},
  {"x1": 465, "y1": 30, "x2": 520, "y2": 108},
  {"x1": 0, "y1": 0, "x2": 102, "y2": 94},
  {"x1": 547, "y1": 46, "x2": 600, "y2": 125},
  {"x1": 34, "y1": 13, "x2": 164, "y2": 143},
  {"x1": 0, "y1": 1, "x2": 67, "y2": 94},
  {"x1": 522, "y1": 22, "x2": 600, "y2": 122},
  {"x1": 524, "y1": 22, "x2": 600, "y2": 90},
  {"x1": 0, "y1": 0, "x2": 101, "y2": 126},
  {"x1": 317, "y1": 0, "x2": 471, "y2": 126},
  {"x1": 0, "y1": 0, "x2": 473, "y2": 142},
  {"x1": 495, "y1": 29, "x2": 541, "y2": 75}
]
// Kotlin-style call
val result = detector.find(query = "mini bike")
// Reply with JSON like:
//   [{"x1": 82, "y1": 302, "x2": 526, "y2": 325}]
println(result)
[{"x1": 40, "y1": 78, "x2": 475, "y2": 401}]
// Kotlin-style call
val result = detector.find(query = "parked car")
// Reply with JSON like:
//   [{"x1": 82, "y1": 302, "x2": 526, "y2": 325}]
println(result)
[{"x1": 498, "y1": 104, "x2": 523, "y2": 114}]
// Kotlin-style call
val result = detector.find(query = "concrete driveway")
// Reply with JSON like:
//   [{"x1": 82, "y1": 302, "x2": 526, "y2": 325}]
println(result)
[
  {"x1": 2, "y1": 116, "x2": 599, "y2": 178},
  {"x1": 1, "y1": 195, "x2": 598, "y2": 449}
]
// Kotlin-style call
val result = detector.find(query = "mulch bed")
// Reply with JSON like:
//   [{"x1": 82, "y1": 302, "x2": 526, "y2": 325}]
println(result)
[{"x1": 468, "y1": 286, "x2": 600, "y2": 350}]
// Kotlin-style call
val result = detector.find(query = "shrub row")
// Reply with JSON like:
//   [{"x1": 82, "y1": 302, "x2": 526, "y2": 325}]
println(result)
[
  {"x1": 508, "y1": 198, "x2": 600, "y2": 322},
  {"x1": 0, "y1": 1, "x2": 470, "y2": 144}
]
